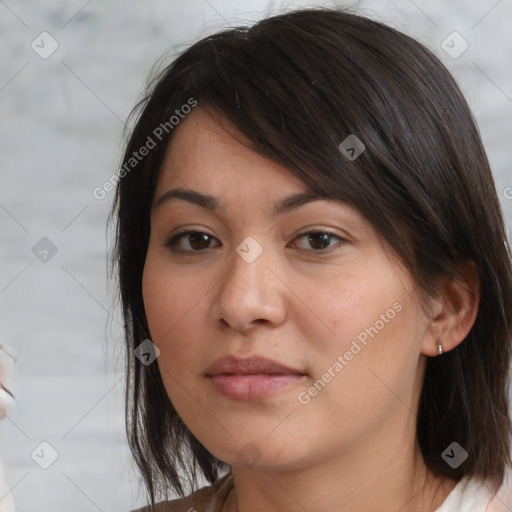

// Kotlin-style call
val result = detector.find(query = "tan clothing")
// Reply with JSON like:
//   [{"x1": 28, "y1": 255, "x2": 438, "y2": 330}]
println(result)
[
  {"x1": 131, "y1": 473, "x2": 233, "y2": 512},
  {"x1": 132, "y1": 474, "x2": 497, "y2": 512}
]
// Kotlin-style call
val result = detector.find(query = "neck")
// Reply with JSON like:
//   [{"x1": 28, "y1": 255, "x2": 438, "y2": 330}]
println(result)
[{"x1": 223, "y1": 421, "x2": 457, "y2": 512}]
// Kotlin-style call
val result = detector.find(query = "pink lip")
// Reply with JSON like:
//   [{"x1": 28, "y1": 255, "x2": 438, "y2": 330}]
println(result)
[{"x1": 206, "y1": 355, "x2": 306, "y2": 400}]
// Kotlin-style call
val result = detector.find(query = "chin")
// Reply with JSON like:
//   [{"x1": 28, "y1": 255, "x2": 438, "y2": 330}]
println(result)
[{"x1": 202, "y1": 436, "x2": 313, "y2": 472}]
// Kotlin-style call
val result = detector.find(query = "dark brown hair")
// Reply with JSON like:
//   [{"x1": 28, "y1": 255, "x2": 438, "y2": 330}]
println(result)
[{"x1": 110, "y1": 7, "x2": 512, "y2": 505}]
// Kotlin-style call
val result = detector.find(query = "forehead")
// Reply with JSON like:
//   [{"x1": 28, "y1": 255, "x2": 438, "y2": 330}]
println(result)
[
  {"x1": 157, "y1": 107, "x2": 308, "y2": 194},
  {"x1": 153, "y1": 108, "x2": 380, "y2": 249}
]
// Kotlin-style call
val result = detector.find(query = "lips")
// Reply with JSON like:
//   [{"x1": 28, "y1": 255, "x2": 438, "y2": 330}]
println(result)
[
  {"x1": 206, "y1": 355, "x2": 304, "y2": 376},
  {"x1": 206, "y1": 355, "x2": 306, "y2": 400}
]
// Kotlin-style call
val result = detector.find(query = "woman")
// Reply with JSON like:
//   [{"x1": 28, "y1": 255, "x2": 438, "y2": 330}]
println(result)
[{"x1": 112, "y1": 8, "x2": 512, "y2": 511}]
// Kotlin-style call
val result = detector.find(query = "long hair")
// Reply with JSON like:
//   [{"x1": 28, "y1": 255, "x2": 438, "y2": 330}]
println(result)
[{"x1": 110, "y1": 8, "x2": 512, "y2": 505}]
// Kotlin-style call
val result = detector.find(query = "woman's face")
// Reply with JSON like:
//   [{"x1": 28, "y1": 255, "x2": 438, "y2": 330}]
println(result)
[{"x1": 142, "y1": 107, "x2": 435, "y2": 471}]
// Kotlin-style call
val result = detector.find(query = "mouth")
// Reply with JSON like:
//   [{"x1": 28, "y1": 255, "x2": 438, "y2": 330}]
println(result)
[{"x1": 205, "y1": 355, "x2": 307, "y2": 400}]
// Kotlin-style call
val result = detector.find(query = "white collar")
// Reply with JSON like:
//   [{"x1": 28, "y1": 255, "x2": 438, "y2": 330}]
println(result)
[{"x1": 434, "y1": 477, "x2": 495, "y2": 512}]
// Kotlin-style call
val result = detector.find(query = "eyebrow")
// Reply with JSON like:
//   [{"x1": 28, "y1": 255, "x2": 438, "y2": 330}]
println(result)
[{"x1": 153, "y1": 187, "x2": 325, "y2": 216}]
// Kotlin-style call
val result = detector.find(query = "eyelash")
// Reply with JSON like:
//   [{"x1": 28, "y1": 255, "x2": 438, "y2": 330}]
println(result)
[{"x1": 165, "y1": 230, "x2": 346, "y2": 254}]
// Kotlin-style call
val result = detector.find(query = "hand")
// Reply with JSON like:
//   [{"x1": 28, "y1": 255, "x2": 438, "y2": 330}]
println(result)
[
  {"x1": 0, "y1": 345, "x2": 16, "y2": 419},
  {"x1": 0, "y1": 344, "x2": 17, "y2": 511}
]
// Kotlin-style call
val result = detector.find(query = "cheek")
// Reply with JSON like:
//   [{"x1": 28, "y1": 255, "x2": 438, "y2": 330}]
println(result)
[
  {"x1": 294, "y1": 264, "x2": 400, "y2": 352},
  {"x1": 317, "y1": 298, "x2": 423, "y2": 414},
  {"x1": 143, "y1": 248, "x2": 202, "y2": 335},
  {"x1": 142, "y1": 262, "x2": 206, "y2": 415},
  {"x1": 142, "y1": 255, "x2": 205, "y2": 366},
  {"x1": 296, "y1": 266, "x2": 421, "y2": 401},
  {"x1": 142, "y1": 253, "x2": 193, "y2": 356}
]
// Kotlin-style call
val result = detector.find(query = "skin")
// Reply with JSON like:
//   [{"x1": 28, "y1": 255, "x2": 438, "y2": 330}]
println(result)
[{"x1": 142, "y1": 107, "x2": 480, "y2": 512}]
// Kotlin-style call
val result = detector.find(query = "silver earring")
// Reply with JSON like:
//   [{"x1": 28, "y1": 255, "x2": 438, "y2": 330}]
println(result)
[{"x1": 437, "y1": 343, "x2": 443, "y2": 356}]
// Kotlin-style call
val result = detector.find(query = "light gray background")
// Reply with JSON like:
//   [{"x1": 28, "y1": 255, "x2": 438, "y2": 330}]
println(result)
[{"x1": 1, "y1": 0, "x2": 511, "y2": 510}]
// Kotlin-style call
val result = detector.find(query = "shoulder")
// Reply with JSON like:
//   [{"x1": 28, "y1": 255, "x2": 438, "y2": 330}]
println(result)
[
  {"x1": 131, "y1": 472, "x2": 233, "y2": 512},
  {"x1": 434, "y1": 477, "x2": 496, "y2": 512},
  {"x1": 130, "y1": 490, "x2": 209, "y2": 512}
]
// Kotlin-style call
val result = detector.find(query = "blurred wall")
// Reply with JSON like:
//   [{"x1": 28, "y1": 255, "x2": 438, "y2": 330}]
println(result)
[{"x1": 0, "y1": 0, "x2": 510, "y2": 510}]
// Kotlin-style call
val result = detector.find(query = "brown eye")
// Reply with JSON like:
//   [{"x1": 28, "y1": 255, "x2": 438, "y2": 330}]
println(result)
[
  {"x1": 188, "y1": 233, "x2": 212, "y2": 250},
  {"x1": 166, "y1": 231, "x2": 221, "y2": 252},
  {"x1": 291, "y1": 231, "x2": 345, "y2": 252}
]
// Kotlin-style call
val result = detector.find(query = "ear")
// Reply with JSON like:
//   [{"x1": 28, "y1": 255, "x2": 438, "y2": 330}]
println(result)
[{"x1": 420, "y1": 259, "x2": 480, "y2": 357}]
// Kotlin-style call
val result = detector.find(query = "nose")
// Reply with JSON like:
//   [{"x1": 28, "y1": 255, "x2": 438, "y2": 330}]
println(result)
[{"x1": 212, "y1": 243, "x2": 287, "y2": 333}]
